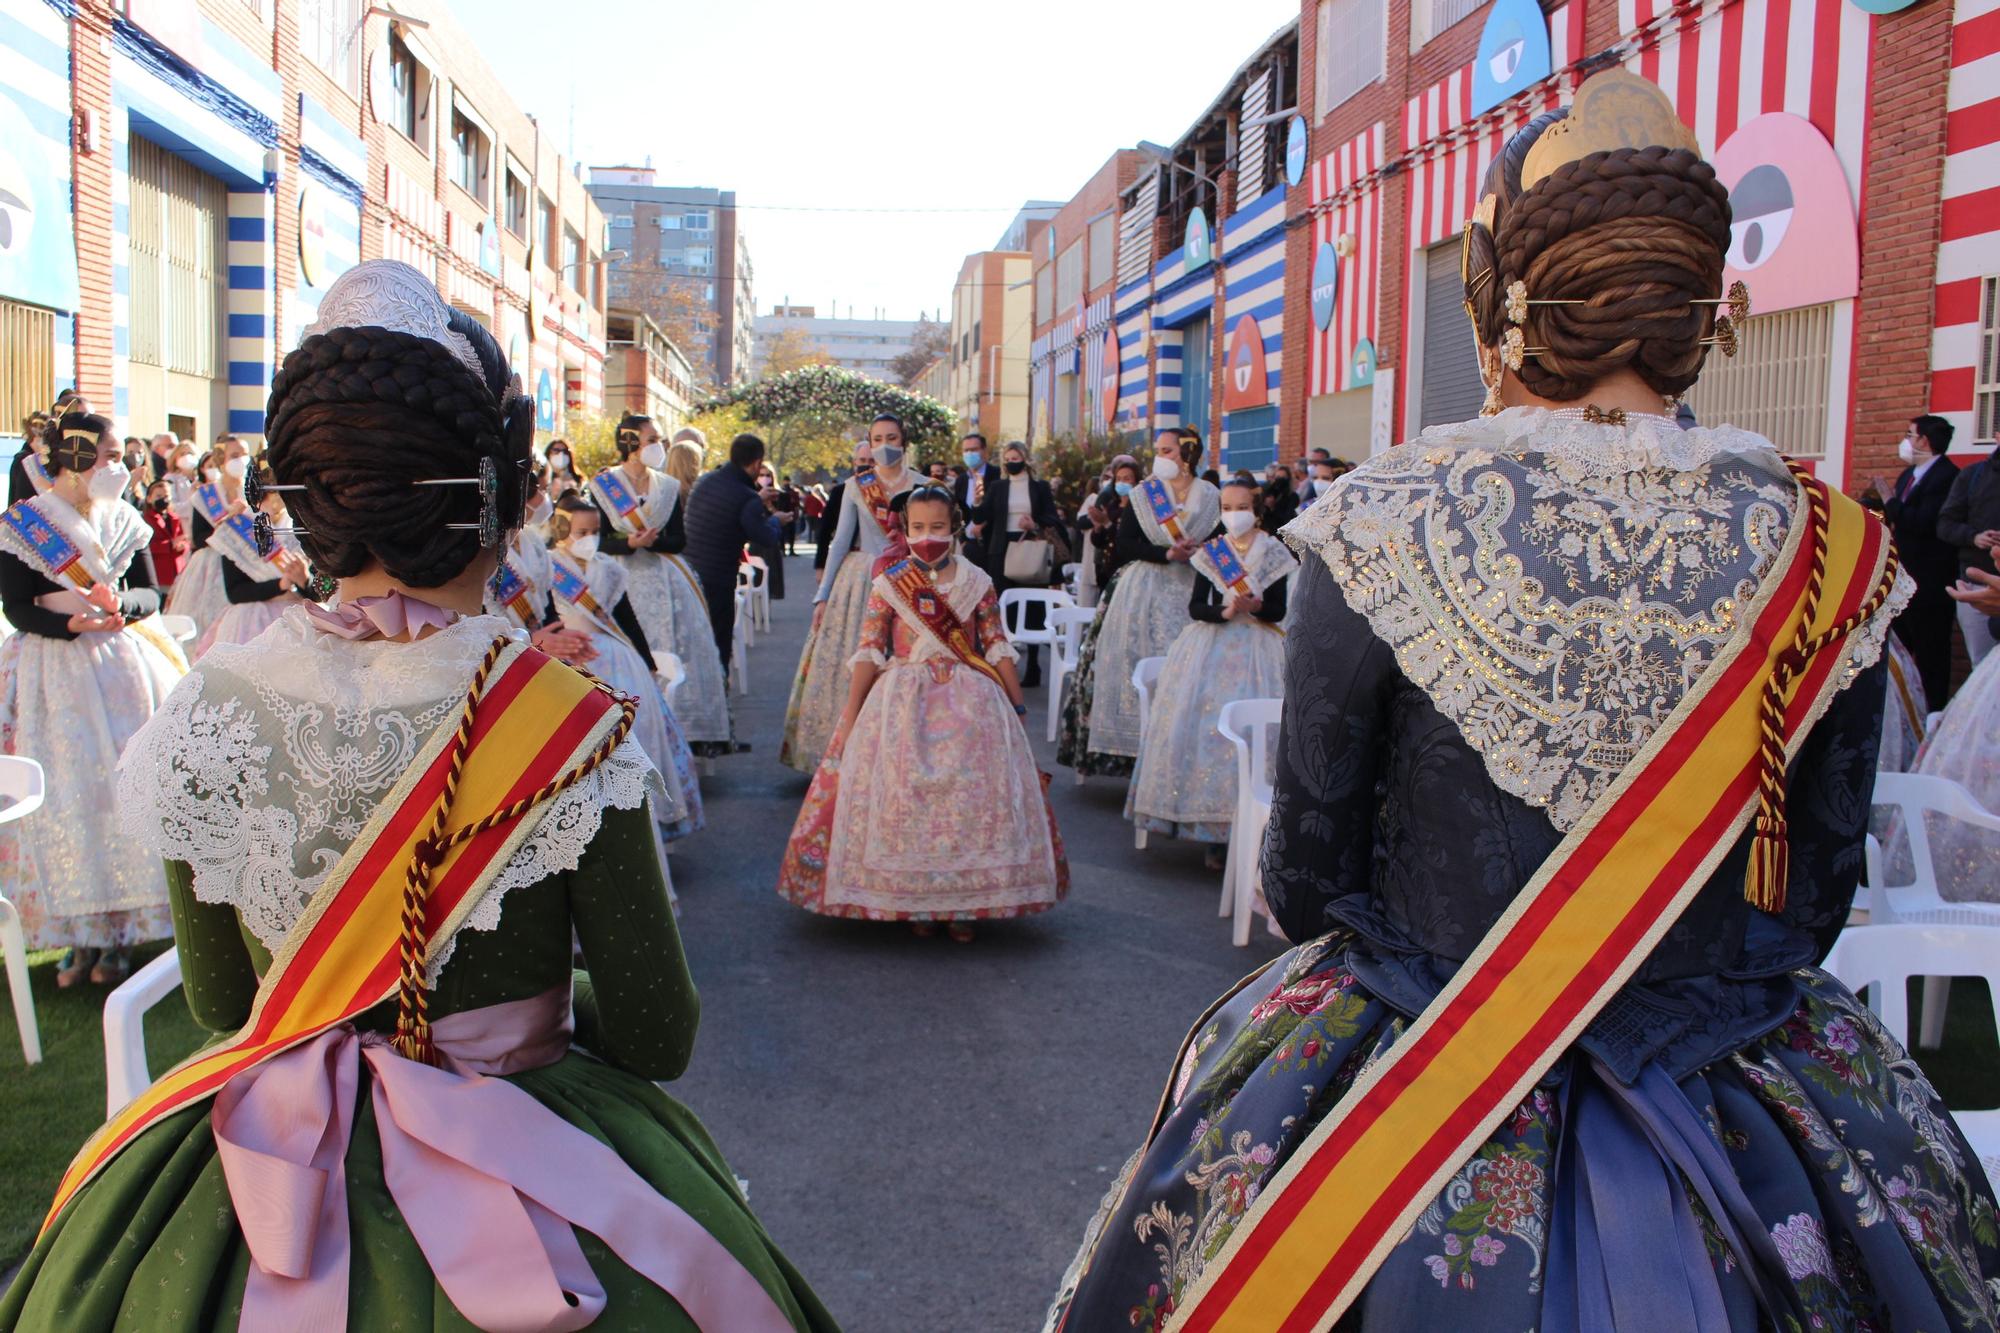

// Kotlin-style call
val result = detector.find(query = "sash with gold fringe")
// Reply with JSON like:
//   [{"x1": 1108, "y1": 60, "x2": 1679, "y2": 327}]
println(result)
[
  {"x1": 548, "y1": 556, "x2": 629, "y2": 647},
  {"x1": 1079, "y1": 469, "x2": 1899, "y2": 1333},
  {"x1": 1, "y1": 499, "x2": 96, "y2": 592},
  {"x1": 879, "y1": 558, "x2": 1005, "y2": 687},
  {"x1": 44, "y1": 642, "x2": 628, "y2": 1230},
  {"x1": 1198, "y1": 535, "x2": 1284, "y2": 636},
  {"x1": 853, "y1": 464, "x2": 901, "y2": 539},
  {"x1": 488, "y1": 558, "x2": 541, "y2": 631}
]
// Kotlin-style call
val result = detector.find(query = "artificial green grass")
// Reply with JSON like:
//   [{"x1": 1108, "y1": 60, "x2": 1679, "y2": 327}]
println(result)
[
  {"x1": 0, "y1": 955, "x2": 1993, "y2": 1275},
  {"x1": 0, "y1": 943, "x2": 207, "y2": 1268}
]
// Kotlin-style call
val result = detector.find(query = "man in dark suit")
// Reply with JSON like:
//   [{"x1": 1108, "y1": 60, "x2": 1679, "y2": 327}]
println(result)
[
  {"x1": 1877, "y1": 414, "x2": 1962, "y2": 705},
  {"x1": 952, "y1": 432, "x2": 1002, "y2": 569},
  {"x1": 684, "y1": 432, "x2": 787, "y2": 673}
]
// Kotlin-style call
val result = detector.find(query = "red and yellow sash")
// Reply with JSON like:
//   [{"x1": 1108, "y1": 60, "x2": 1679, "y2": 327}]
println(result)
[
  {"x1": 1143, "y1": 472, "x2": 1897, "y2": 1333},
  {"x1": 880, "y1": 558, "x2": 1005, "y2": 687},
  {"x1": 44, "y1": 643, "x2": 625, "y2": 1230},
  {"x1": 853, "y1": 465, "x2": 902, "y2": 539}
]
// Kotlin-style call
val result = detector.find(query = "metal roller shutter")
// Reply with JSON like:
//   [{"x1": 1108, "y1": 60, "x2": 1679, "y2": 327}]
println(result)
[
  {"x1": 1683, "y1": 303, "x2": 1833, "y2": 457},
  {"x1": 1421, "y1": 242, "x2": 1483, "y2": 428},
  {"x1": 127, "y1": 137, "x2": 227, "y2": 438}
]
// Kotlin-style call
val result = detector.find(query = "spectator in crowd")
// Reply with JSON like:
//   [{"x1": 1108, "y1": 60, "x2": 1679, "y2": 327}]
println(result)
[
  {"x1": 1939, "y1": 449, "x2": 2000, "y2": 668},
  {"x1": 544, "y1": 437, "x2": 581, "y2": 497},
  {"x1": 801, "y1": 484, "x2": 826, "y2": 553},
  {"x1": 775, "y1": 474, "x2": 803, "y2": 554},
  {"x1": 1876, "y1": 414, "x2": 1962, "y2": 705},
  {"x1": 970, "y1": 440, "x2": 1063, "y2": 687},
  {"x1": 684, "y1": 432, "x2": 787, "y2": 671},
  {"x1": 1261, "y1": 464, "x2": 1299, "y2": 534},
  {"x1": 954, "y1": 432, "x2": 1001, "y2": 568},
  {"x1": 139, "y1": 476, "x2": 185, "y2": 587},
  {"x1": 1298, "y1": 454, "x2": 1342, "y2": 509},
  {"x1": 926, "y1": 460, "x2": 949, "y2": 485},
  {"x1": 147, "y1": 432, "x2": 176, "y2": 483}
]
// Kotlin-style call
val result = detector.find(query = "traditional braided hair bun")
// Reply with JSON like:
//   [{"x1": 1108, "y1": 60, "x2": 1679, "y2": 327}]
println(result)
[
  {"x1": 1462, "y1": 104, "x2": 1733, "y2": 402},
  {"x1": 263, "y1": 301, "x2": 534, "y2": 588},
  {"x1": 42, "y1": 411, "x2": 112, "y2": 476}
]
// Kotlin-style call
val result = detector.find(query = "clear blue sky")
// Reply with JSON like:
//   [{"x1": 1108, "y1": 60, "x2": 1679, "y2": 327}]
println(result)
[{"x1": 462, "y1": 0, "x2": 1295, "y2": 322}]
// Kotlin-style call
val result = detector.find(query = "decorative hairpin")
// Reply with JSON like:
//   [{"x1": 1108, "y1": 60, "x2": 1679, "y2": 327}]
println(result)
[
  {"x1": 52, "y1": 428, "x2": 99, "y2": 471},
  {"x1": 1702, "y1": 316, "x2": 1740, "y2": 358},
  {"x1": 242, "y1": 467, "x2": 311, "y2": 555},
  {"x1": 1501, "y1": 327, "x2": 1531, "y2": 372},
  {"x1": 420, "y1": 455, "x2": 508, "y2": 548},
  {"x1": 1693, "y1": 280, "x2": 1752, "y2": 324}
]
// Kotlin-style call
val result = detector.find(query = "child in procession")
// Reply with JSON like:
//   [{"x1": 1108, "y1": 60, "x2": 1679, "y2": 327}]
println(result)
[{"x1": 778, "y1": 485, "x2": 1067, "y2": 941}]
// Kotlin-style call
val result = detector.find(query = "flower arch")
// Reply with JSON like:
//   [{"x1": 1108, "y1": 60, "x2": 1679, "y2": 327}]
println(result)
[{"x1": 706, "y1": 366, "x2": 957, "y2": 446}]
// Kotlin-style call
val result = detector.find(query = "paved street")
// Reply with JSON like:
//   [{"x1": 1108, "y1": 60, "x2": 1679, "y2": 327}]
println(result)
[{"x1": 660, "y1": 551, "x2": 1286, "y2": 1332}]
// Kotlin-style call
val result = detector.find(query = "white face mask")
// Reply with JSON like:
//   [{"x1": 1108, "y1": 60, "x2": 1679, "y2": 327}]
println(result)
[
  {"x1": 1151, "y1": 455, "x2": 1181, "y2": 482},
  {"x1": 567, "y1": 533, "x2": 599, "y2": 561},
  {"x1": 526, "y1": 494, "x2": 554, "y2": 526},
  {"x1": 224, "y1": 455, "x2": 249, "y2": 480},
  {"x1": 638, "y1": 441, "x2": 667, "y2": 469},
  {"x1": 88, "y1": 460, "x2": 130, "y2": 500},
  {"x1": 202, "y1": 466, "x2": 222, "y2": 483},
  {"x1": 1897, "y1": 437, "x2": 1917, "y2": 465},
  {"x1": 1221, "y1": 510, "x2": 1257, "y2": 537},
  {"x1": 548, "y1": 451, "x2": 569, "y2": 471},
  {"x1": 174, "y1": 455, "x2": 196, "y2": 475}
]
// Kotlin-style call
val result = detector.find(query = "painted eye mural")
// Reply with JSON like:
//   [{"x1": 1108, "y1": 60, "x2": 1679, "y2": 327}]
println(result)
[
  {"x1": 1223, "y1": 315, "x2": 1269, "y2": 412},
  {"x1": 1709, "y1": 112, "x2": 1858, "y2": 314},
  {"x1": 1310, "y1": 242, "x2": 1339, "y2": 332},
  {"x1": 0, "y1": 89, "x2": 80, "y2": 315},
  {"x1": 1185, "y1": 207, "x2": 1212, "y2": 271},
  {"x1": 1471, "y1": 0, "x2": 1552, "y2": 116},
  {"x1": 1349, "y1": 338, "x2": 1377, "y2": 390}
]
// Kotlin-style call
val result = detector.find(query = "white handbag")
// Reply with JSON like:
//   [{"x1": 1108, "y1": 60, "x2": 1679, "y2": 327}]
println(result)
[{"x1": 1004, "y1": 536, "x2": 1055, "y2": 584}]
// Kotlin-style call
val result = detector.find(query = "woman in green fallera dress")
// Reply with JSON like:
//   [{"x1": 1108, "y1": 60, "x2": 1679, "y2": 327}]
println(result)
[{"x1": 0, "y1": 261, "x2": 835, "y2": 1332}]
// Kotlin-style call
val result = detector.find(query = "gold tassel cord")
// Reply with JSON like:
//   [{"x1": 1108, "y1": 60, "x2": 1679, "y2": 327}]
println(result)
[
  {"x1": 393, "y1": 638, "x2": 638, "y2": 1064},
  {"x1": 1744, "y1": 464, "x2": 1903, "y2": 913}
]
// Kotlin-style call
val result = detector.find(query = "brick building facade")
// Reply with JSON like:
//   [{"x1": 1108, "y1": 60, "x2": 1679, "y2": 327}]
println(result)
[
  {"x1": 0, "y1": 0, "x2": 607, "y2": 458},
  {"x1": 1013, "y1": 0, "x2": 1996, "y2": 489}
]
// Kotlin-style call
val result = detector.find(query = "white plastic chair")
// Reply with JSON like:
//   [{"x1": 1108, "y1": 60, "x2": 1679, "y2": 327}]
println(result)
[
  {"x1": 1819, "y1": 923, "x2": 2000, "y2": 1174},
  {"x1": 730, "y1": 584, "x2": 753, "y2": 695},
  {"x1": 733, "y1": 570, "x2": 757, "y2": 649},
  {"x1": 0, "y1": 756, "x2": 46, "y2": 1064},
  {"x1": 743, "y1": 556, "x2": 772, "y2": 631},
  {"x1": 1217, "y1": 699, "x2": 1284, "y2": 946},
  {"x1": 998, "y1": 587, "x2": 1074, "y2": 658},
  {"x1": 1044, "y1": 605, "x2": 1097, "y2": 743},
  {"x1": 657, "y1": 651, "x2": 685, "y2": 708},
  {"x1": 1059, "y1": 562, "x2": 1081, "y2": 602},
  {"x1": 1130, "y1": 655, "x2": 1166, "y2": 849},
  {"x1": 1863, "y1": 771, "x2": 2000, "y2": 1046},
  {"x1": 155, "y1": 613, "x2": 198, "y2": 643},
  {"x1": 104, "y1": 948, "x2": 183, "y2": 1115}
]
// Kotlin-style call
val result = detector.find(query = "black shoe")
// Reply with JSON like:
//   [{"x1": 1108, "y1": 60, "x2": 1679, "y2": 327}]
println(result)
[{"x1": 1022, "y1": 670, "x2": 1042, "y2": 689}]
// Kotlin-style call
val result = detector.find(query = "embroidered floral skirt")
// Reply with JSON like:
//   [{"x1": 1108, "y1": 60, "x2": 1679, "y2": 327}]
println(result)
[
  {"x1": 164, "y1": 547, "x2": 228, "y2": 639},
  {"x1": 1055, "y1": 570, "x2": 1134, "y2": 779},
  {"x1": 1085, "y1": 560, "x2": 1197, "y2": 762},
  {"x1": 586, "y1": 627, "x2": 703, "y2": 841},
  {"x1": 1125, "y1": 619, "x2": 1286, "y2": 844},
  {"x1": 1049, "y1": 935, "x2": 2000, "y2": 1333},
  {"x1": 778, "y1": 660, "x2": 1068, "y2": 920},
  {"x1": 0, "y1": 625, "x2": 183, "y2": 949},
  {"x1": 780, "y1": 552, "x2": 870, "y2": 775},
  {"x1": 620, "y1": 551, "x2": 734, "y2": 753}
]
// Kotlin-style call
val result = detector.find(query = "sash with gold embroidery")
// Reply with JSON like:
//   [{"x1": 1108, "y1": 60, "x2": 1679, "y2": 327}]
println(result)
[
  {"x1": 1197, "y1": 535, "x2": 1282, "y2": 636},
  {"x1": 0, "y1": 499, "x2": 96, "y2": 591},
  {"x1": 488, "y1": 558, "x2": 541, "y2": 631},
  {"x1": 45, "y1": 643, "x2": 629, "y2": 1229},
  {"x1": 548, "y1": 556, "x2": 630, "y2": 647},
  {"x1": 1077, "y1": 472, "x2": 1902, "y2": 1333},
  {"x1": 853, "y1": 464, "x2": 901, "y2": 539},
  {"x1": 879, "y1": 558, "x2": 1005, "y2": 687},
  {"x1": 1140, "y1": 477, "x2": 1188, "y2": 543},
  {"x1": 193, "y1": 481, "x2": 230, "y2": 526},
  {"x1": 20, "y1": 451, "x2": 51, "y2": 496},
  {"x1": 591, "y1": 468, "x2": 644, "y2": 526}
]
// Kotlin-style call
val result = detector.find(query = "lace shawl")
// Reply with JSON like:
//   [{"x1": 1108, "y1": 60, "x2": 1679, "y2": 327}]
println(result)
[
  {"x1": 115, "y1": 609, "x2": 664, "y2": 980},
  {"x1": 1133, "y1": 478, "x2": 1221, "y2": 549},
  {"x1": 590, "y1": 466, "x2": 680, "y2": 537},
  {"x1": 1284, "y1": 407, "x2": 1912, "y2": 831}
]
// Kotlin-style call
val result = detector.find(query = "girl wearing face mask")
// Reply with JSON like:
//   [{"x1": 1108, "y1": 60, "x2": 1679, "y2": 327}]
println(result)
[
  {"x1": 1059, "y1": 427, "x2": 1220, "y2": 780},
  {"x1": 782, "y1": 414, "x2": 918, "y2": 773},
  {"x1": 778, "y1": 487, "x2": 1065, "y2": 941},
  {"x1": 164, "y1": 443, "x2": 253, "y2": 638},
  {"x1": 543, "y1": 438, "x2": 580, "y2": 497},
  {"x1": 0, "y1": 410, "x2": 186, "y2": 987},
  {"x1": 967, "y1": 441, "x2": 1063, "y2": 687},
  {"x1": 1124, "y1": 478, "x2": 1297, "y2": 871},
  {"x1": 547, "y1": 496, "x2": 703, "y2": 843},
  {"x1": 585, "y1": 417, "x2": 733, "y2": 757},
  {"x1": 191, "y1": 465, "x2": 317, "y2": 660}
]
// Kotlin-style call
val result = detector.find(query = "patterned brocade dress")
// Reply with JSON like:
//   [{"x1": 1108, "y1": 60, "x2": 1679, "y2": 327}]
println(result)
[
  {"x1": 1049, "y1": 409, "x2": 2000, "y2": 1333},
  {"x1": 778, "y1": 559, "x2": 1067, "y2": 921}
]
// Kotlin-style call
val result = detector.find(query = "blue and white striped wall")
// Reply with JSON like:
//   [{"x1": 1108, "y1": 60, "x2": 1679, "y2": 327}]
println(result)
[
  {"x1": 1113, "y1": 276, "x2": 1152, "y2": 434},
  {"x1": 1221, "y1": 188, "x2": 1285, "y2": 405},
  {"x1": 226, "y1": 190, "x2": 272, "y2": 434}
]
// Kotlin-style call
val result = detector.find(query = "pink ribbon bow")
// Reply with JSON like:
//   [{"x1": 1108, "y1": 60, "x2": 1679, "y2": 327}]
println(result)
[
  {"x1": 304, "y1": 591, "x2": 462, "y2": 641},
  {"x1": 210, "y1": 989, "x2": 793, "y2": 1332}
]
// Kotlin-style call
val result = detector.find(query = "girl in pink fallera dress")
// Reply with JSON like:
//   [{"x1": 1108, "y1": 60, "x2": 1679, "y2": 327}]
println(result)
[{"x1": 778, "y1": 487, "x2": 1067, "y2": 942}]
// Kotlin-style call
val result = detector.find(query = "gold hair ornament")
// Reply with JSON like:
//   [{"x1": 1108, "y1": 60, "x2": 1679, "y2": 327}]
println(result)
[
  {"x1": 1693, "y1": 279, "x2": 1752, "y2": 324},
  {"x1": 1518, "y1": 69, "x2": 1701, "y2": 193}
]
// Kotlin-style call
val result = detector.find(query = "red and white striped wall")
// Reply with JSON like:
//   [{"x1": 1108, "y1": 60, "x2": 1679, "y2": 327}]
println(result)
[
  {"x1": 1308, "y1": 124, "x2": 1385, "y2": 398},
  {"x1": 1930, "y1": 0, "x2": 2000, "y2": 448}
]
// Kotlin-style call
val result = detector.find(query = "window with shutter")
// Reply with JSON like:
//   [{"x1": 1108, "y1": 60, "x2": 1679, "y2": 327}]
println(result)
[
  {"x1": 1421, "y1": 242, "x2": 1483, "y2": 428},
  {"x1": 1977, "y1": 276, "x2": 1999, "y2": 446},
  {"x1": 1682, "y1": 303, "x2": 1835, "y2": 457}
]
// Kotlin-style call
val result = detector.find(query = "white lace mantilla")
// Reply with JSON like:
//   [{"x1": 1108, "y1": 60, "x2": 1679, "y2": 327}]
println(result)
[
  {"x1": 1285, "y1": 406, "x2": 1911, "y2": 830},
  {"x1": 115, "y1": 608, "x2": 662, "y2": 979}
]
